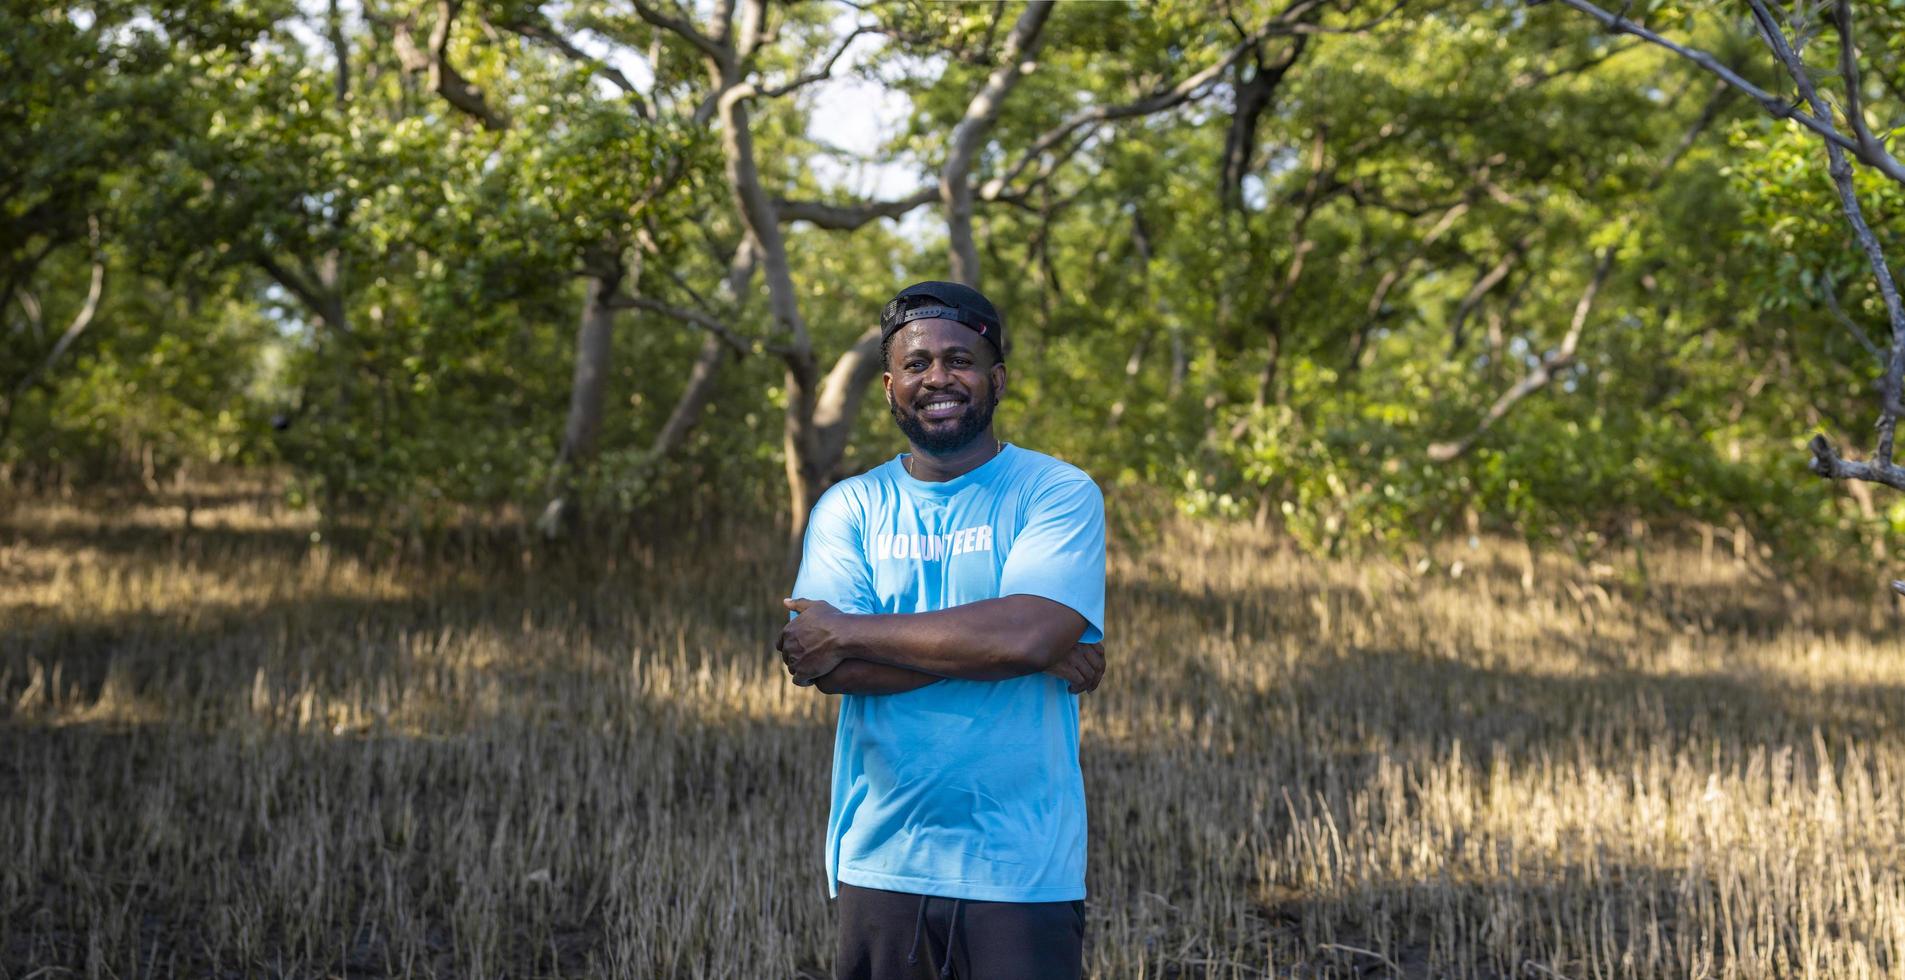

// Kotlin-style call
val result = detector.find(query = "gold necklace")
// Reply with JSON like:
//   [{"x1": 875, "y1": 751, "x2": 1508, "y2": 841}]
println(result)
[{"x1": 907, "y1": 438, "x2": 1001, "y2": 479}]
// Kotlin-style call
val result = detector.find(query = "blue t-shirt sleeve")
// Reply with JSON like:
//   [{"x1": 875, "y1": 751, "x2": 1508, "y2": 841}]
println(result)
[
  {"x1": 791, "y1": 484, "x2": 877, "y2": 615},
  {"x1": 998, "y1": 475, "x2": 1106, "y2": 643}
]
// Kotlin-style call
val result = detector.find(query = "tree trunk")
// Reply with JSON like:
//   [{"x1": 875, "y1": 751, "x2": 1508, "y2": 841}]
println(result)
[
  {"x1": 713, "y1": 86, "x2": 823, "y2": 548},
  {"x1": 939, "y1": 1, "x2": 1054, "y2": 289},
  {"x1": 562, "y1": 262, "x2": 623, "y2": 464},
  {"x1": 537, "y1": 254, "x2": 625, "y2": 538},
  {"x1": 650, "y1": 331, "x2": 728, "y2": 459},
  {"x1": 813, "y1": 327, "x2": 885, "y2": 480},
  {"x1": 1, "y1": 251, "x2": 105, "y2": 444},
  {"x1": 1253, "y1": 310, "x2": 1283, "y2": 411}
]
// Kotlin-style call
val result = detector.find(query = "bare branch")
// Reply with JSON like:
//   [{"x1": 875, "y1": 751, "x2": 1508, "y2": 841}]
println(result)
[
  {"x1": 257, "y1": 255, "x2": 333, "y2": 326},
  {"x1": 1449, "y1": 233, "x2": 1534, "y2": 354},
  {"x1": 15, "y1": 289, "x2": 43, "y2": 338},
  {"x1": 1509, "y1": 38, "x2": 1641, "y2": 88},
  {"x1": 774, "y1": 186, "x2": 938, "y2": 230},
  {"x1": 9, "y1": 233, "x2": 105, "y2": 403},
  {"x1": 1428, "y1": 246, "x2": 1614, "y2": 462},
  {"x1": 1427, "y1": 71, "x2": 1733, "y2": 461},
  {"x1": 1810, "y1": 433, "x2": 1905, "y2": 489},
  {"x1": 1746, "y1": 0, "x2": 1905, "y2": 471},
  {"x1": 610, "y1": 294, "x2": 755, "y2": 356},
  {"x1": 707, "y1": 0, "x2": 737, "y2": 50},
  {"x1": 650, "y1": 331, "x2": 731, "y2": 460},
  {"x1": 1554, "y1": 0, "x2": 1882, "y2": 170},
  {"x1": 1549, "y1": 0, "x2": 1905, "y2": 187},
  {"x1": 989, "y1": 17, "x2": 1289, "y2": 204},
  {"x1": 499, "y1": 18, "x2": 651, "y2": 118},
  {"x1": 1361, "y1": 199, "x2": 1471, "y2": 322},
  {"x1": 999, "y1": 122, "x2": 1105, "y2": 203},
  {"x1": 1652, "y1": 79, "x2": 1734, "y2": 184},
  {"x1": 734, "y1": 0, "x2": 765, "y2": 62},
  {"x1": 1819, "y1": 272, "x2": 1886, "y2": 370},
  {"x1": 327, "y1": 0, "x2": 350, "y2": 104},
  {"x1": 631, "y1": 0, "x2": 730, "y2": 70},
  {"x1": 754, "y1": 24, "x2": 872, "y2": 99},
  {"x1": 1830, "y1": 0, "x2": 1897, "y2": 180}
]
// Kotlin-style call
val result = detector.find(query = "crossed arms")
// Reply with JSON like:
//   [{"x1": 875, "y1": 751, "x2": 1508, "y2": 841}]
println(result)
[{"x1": 777, "y1": 594, "x2": 1106, "y2": 695}]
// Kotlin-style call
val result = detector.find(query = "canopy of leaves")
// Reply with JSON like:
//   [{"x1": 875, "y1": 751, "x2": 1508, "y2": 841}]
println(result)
[{"x1": 10, "y1": 0, "x2": 1900, "y2": 566}]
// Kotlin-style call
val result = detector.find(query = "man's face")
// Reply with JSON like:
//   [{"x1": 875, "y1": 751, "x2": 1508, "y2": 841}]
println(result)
[{"x1": 883, "y1": 318, "x2": 1007, "y2": 455}]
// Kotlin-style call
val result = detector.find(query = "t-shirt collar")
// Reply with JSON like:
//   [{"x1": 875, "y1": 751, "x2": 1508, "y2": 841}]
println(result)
[{"x1": 891, "y1": 443, "x2": 1014, "y2": 496}]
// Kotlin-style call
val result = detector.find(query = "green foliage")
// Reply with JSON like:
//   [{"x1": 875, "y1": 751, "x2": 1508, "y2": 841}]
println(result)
[{"x1": 7, "y1": 0, "x2": 1900, "y2": 568}]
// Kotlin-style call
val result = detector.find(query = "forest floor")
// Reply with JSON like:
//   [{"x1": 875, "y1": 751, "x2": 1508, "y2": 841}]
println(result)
[{"x1": 3, "y1": 483, "x2": 1903, "y2": 979}]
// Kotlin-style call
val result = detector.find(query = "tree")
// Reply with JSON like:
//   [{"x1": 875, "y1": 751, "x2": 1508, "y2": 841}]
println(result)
[{"x1": 1547, "y1": 0, "x2": 1905, "y2": 587}]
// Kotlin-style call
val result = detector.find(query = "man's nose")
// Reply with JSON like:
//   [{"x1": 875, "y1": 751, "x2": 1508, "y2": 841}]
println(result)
[{"x1": 922, "y1": 360, "x2": 956, "y2": 387}]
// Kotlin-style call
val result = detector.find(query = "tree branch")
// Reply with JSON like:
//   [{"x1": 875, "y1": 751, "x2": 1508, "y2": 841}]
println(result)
[
  {"x1": 1832, "y1": 0, "x2": 1893, "y2": 183},
  {"x1": 1281, "y1": 0, "x2": 1408, "y2": 34},
  {"x1": 1741, "y1": 0, "x2": 1905, "y2": 473},
  {"x1": 327, "y1": 0, "x2": 350, "y2": 104},
  {"x1": 1548, "y1": 0, "x2": 1905, "y2": 187},
  {"x1": 1428, "y1": 73, "x2": 1732, "y2": 461},
  {"x1": 9, "y1": 239, "x2": 105, "y2": 403},
  {"x1": 1220, "y1": 34, "x2": 1310, "y2": 210},
  {"x1": 1449, "y1": 232, "x2": 1534, "y2": 354},
  {"x1": 943, "y1": 0, "x2": 1055, "y2": 286},
  {"x1": 753, "y1": 24, "x2": 873, "y2": 99},
  {"x1": 1819, "y1": 272, "x2": 1886, "y2": 370},
  {"x1": 1509, "y1": 38, "x2": 1640, "y2": 89},
  {"x1": 1427, "y1": 245, "x2": 1614, "y2": 462},
  {"x1": 988, "y1": 13, "x2": 1297, "y2": 204},
  {"x1": 1809, "y1": 434, "x2": 1905, "y2": 490},
  {"x1": 498, "y1": 17, "x2": 651, "y2": 118},
  {"x1": 630, "y1": 0, "x2": 730, "y2": 71},
  {"x1": 392, "y1": 0, "x2": 507, "y2": 129},
  {"x1": 812, "y1": 326, "x2": 885, "y2": 471},
  {"x1": 649, "y1": 331, "x2": 731, "y2": 460},
  {"x1": 1360, "y1": 199, "x2": 1471, "y2": 324},
  {"x1": 774, "y1": 186, "x2": 938, "y2": 230},
  {"x1": 257, "y1": 255, "x2": 335, "y2": 327},
  {"x1": 608, "y1": 295, "x2": 755, "y2": 355},
  {"x1": 734, "y1": 0, "x2": 765, "y2": 62}
]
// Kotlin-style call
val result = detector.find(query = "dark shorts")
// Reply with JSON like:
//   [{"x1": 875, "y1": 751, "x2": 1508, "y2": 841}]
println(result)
[{"x1": 834, "y1": 882, "x2": 1085, "y2": 980}]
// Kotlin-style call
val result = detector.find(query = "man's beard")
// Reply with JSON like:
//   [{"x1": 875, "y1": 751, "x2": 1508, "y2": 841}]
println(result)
[{"x1": 888, "y1": 389, "x2": 998, "y2": 455}]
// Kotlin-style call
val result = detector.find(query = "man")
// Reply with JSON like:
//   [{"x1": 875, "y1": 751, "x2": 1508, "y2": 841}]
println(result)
[{"x1": 778, "y1": 280, "x2": 1107, "y2": 980}]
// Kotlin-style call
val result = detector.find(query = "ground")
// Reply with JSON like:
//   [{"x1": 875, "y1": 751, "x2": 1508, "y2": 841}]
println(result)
[{"x1": 3, "y1": 485, "x2": 1901, "y2": 978}]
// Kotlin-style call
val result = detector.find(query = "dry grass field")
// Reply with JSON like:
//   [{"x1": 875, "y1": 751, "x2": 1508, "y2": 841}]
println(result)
[{"x1": 3, "y1": 484, "x2": 1903, "y2": 978}]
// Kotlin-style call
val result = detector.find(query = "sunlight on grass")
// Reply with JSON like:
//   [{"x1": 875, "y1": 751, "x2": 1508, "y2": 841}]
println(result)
[{"x1": 3, "y1": 489, "x2": 1901, "y2": 977}]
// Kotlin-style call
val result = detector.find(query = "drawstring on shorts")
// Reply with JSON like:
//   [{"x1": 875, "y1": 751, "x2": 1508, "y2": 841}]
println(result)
[
  {"x1": 906, "y1": 895, "x2": 928, "y2": 966},
  {"x1": 940, "y1": 899, "x2": 962, "y2": 978},
  {"x1": 903, "y1": 894, "x2": 967, "y2": 978}
]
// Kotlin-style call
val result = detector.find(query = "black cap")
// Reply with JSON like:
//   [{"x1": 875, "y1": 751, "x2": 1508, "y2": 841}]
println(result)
[{"x1": 880, "y1": 281, "x2": 1006, "y2": 362}]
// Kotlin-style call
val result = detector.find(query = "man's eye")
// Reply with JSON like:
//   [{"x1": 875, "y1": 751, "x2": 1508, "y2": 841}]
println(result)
[
  {"x1": 906, "y1": 361, "x2": 927, "y2": 371},
  {"x1": 951, "y1": 358, "x2": 971, "y2": 368}
]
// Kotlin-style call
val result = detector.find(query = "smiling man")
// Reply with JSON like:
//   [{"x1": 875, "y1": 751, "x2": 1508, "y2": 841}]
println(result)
[{"x1": 778, "y1": 281, "x2": 1107, "y2": 980}]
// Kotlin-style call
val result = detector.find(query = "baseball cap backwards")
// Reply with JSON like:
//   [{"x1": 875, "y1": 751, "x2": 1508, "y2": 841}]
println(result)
[{"x1": 880, "y1": 281, "x2": 1006, "y2": 362}]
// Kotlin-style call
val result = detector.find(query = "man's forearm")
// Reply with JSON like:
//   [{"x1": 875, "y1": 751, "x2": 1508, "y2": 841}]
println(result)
[
  {"x1": 811, "y1": 659, "x2": 940, "y2": 695},
  {"x1": 837, "y1": 595, "x2": 1084, "y2": 681}
]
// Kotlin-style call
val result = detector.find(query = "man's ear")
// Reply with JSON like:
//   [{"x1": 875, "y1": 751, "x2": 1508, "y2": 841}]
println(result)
[
  {"x1": 990, "y1": 362, "x2": 1007, "y2": 401},
  {"x1": 882, "y1": 371, "x2": 893, "y2": 398}
]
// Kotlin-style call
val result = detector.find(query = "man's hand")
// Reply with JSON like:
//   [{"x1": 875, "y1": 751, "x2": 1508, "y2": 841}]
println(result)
[
  {"x1": 1043, "y1": 641, "x2": 1105, "y2": 694},
  {"x1": 779, "y1": 597, "x2": 852, "y2": 686}
]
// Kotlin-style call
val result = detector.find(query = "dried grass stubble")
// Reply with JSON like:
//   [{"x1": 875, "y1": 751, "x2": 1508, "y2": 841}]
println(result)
[{"x1": 3, "y1": 494, "x2": 1903, "y2": 977}]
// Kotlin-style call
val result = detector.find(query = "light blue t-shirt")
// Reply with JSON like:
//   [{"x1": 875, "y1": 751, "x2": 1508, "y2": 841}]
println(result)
[{"x1": 791, "y1": 444, "x2": 1106, "y2": 903}]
